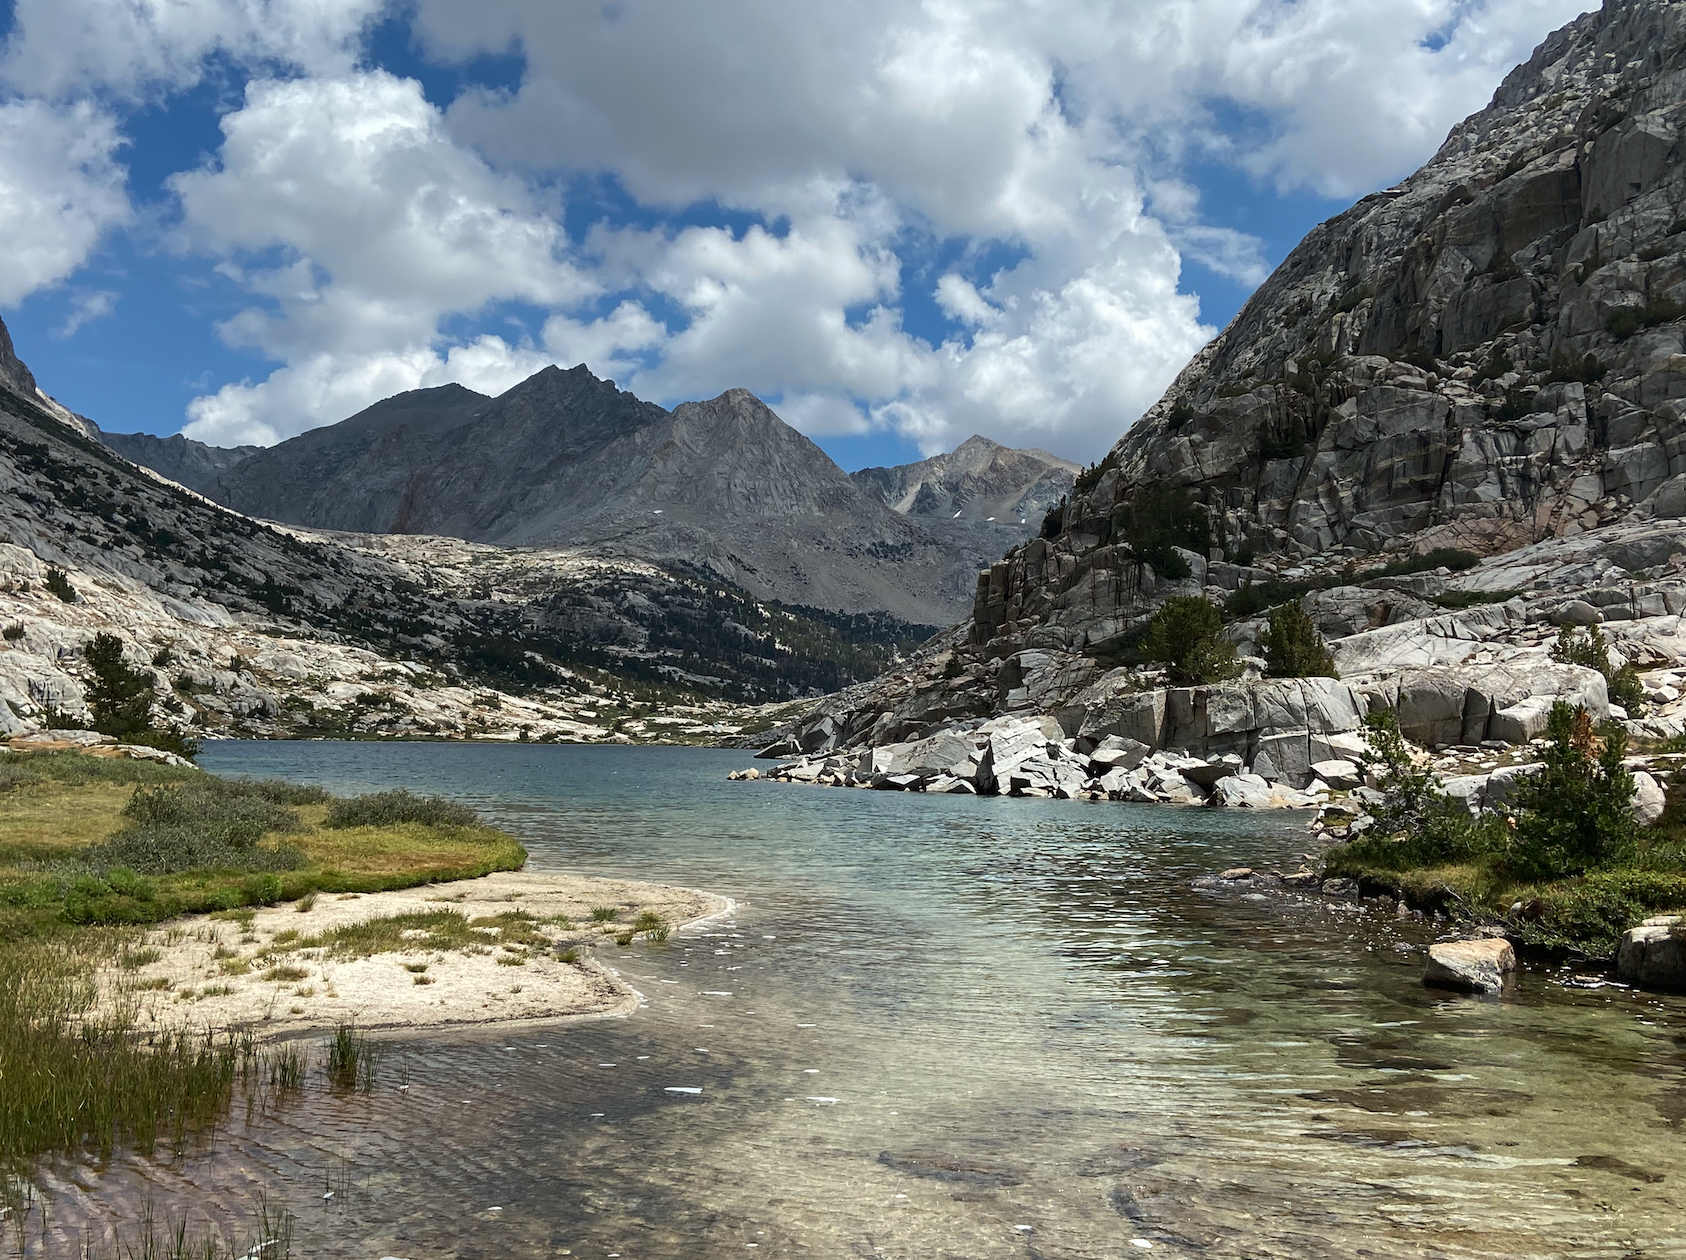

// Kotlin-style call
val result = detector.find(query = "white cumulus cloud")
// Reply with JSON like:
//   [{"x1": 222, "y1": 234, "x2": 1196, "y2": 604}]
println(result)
[
  {"x1": 174, "y1": 71, "x2": 593, "y2": 444},
  {"x1": 0, "y1": 100, "x2": 129, "y2": 307},
  {"x1": 9, "y1": 0, "x2": 1591, "y2": 458},
  {"x1": 1, "y1": 0, "x2": 383, "y2": 100}
]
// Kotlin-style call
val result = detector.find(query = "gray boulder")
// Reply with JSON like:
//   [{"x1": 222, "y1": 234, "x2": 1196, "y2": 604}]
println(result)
[
  {"x1": 1617, "y1": 916, "x2": 1686, "y2": 993},
  {"x1": 1631, "y1": 771, "x2": 1668, "y2": 827},
  {"x1": 1553, "y1": 599, "x2": 1605, "y2": 627}
]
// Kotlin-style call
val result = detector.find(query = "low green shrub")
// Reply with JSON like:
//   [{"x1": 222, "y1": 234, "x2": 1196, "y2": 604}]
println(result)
[
  {"x1": 43, "y1": 568, "x2": 75, "y2": 603},
  {"x1": 323, "y1": 789, "x2": 478, "y2": 830},
  {"x1": 1607, "y1": 295, "x2": 1686, "y2": 339},
  {"x1": 1225, "y1": 578, "x2": 1317, "y2": 618},
  {"x1": 81, "y1": 781, "x2": 308, "y2": 877},
  {"x1": 1503, "y1": 704, "x2": 1636, "y2": 880},
  {"x1": 1357, "y1": 548, "x2": 1480, "y2": 581},
  {"x1": 1551, "y1": 624, "x2": 1646, "y2": 715},
  {"x1": 1340, "y1": 711, "x2": 1507, "y2": 871},
  {"x1": 1432, "y1": 589, "x2": 1522, "y2": 610},
  {"x1": 1544, "y1": 351, "x2": 1607, "y2": 384}
]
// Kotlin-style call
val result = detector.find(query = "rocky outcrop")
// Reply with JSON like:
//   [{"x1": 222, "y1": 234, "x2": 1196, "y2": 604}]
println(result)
[
  {"x1": 965, "y1": 0, "x2": 1686, "y2": 660},
  {"x1": 747, "y1": 711, "x2": 1333, "y2": 806},
  {"x1": 0, "y1": 317, "x2": 36, "y2": 400},
  {"x1": 1617, "y1": 914, "x2": 1686, "y2": 989}
]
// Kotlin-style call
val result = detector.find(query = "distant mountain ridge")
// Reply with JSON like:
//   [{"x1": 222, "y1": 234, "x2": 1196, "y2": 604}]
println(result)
[
  {"x1": 90, "y1": 422, "x2": 259, "y2": 496},
  {"x1": 87, "y1": 370, "x2": 1075, "y2": 626}
]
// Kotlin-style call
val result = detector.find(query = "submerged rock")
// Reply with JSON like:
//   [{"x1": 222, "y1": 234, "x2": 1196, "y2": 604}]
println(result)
[{"x1": 1423, "y1": 939, "x2": 1516, "y2": 994}]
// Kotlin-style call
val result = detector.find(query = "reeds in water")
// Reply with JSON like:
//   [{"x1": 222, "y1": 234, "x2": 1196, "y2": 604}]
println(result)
[
  {"x1": 0, "y1": 938, "x2": 252, "y2": 1178},
  {"x1": 79, "y1": 1193, "x2": 294, "y2": 1260},
  {"x1": 323, "y1": 1023, "x2": 378, "y2": 1093}
]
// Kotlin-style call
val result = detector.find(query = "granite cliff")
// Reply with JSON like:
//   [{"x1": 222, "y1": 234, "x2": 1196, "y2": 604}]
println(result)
[{"x1": 763, "y1": 0, "x2": 1686, "y2": 807}]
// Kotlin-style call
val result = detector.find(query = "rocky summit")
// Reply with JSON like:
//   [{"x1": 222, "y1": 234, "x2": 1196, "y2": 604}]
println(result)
[{"x1": 761, "y1": 0, "x2": 1686, "y2": 812}]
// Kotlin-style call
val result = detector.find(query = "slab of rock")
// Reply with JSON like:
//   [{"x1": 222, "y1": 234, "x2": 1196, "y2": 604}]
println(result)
[
  {"x1": 1423, "y1": 939, "x2": 1515, "y2": 994},
  {"x1": 1183, "y1": 754, "x2": 1243, "y2": 787},
  {"x1": 1089, "y1": 734, "x2": 1150, "y2": 771},
  {"x1": 1211, "y1": 774, "x2": 1275, "y2": 808},
  {"x1": 1553, "y1": 599, "x2": 1604, "y2": 626},
  {"x1": 1310, "y1": 758, "x2": 1362, "y2": 790},
  {"x1": 1617, "y1": 916, "x2": 1686, "y2": 992}
]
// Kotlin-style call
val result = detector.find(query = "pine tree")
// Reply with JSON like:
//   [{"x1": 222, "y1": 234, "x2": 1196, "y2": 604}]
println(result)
[
  {"x1": 1262, "y1": 602, "x2": 1338, "y2": 679},
  {"x1": 83, "y1": 633, "x2": 155, "y2": 738}
]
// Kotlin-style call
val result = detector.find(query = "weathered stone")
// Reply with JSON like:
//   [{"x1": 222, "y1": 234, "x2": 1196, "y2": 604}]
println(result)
[
  {"x1": 1631, "y1": 771, "x2": 1667, "y2": 827},
  {"x1": 1310, "y1": 758, "x2": 1362, "y2": 790},
  {"x1": 1211, "y1": 774, "x2": 1269, "y2": 807},
  {"x1": 1554, "y1": 600, "x2": 1604, "y2": 627},
  {"x1": 1423, "y1": 939, "x2": 1516, "y2": 994},
  {"x1": 1617, "y1": 916, "x2": 1686, "y2": 993},
  {"x1": 1090, "y1": 735, "x2": 1150, "y2": 772},
  {"x1": 1482, "y1": 762, "x2": 1542, "y2": 810}
]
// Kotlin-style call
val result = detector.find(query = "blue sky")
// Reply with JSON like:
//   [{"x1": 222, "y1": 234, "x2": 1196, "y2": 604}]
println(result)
[{"x1": 0, "y1": 0, "x2": 1592, "y2": 470}]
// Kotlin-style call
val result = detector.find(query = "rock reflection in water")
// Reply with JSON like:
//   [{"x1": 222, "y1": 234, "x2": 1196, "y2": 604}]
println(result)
[{"x1": 14, "y1": 742, "x2": 1686, "y2": 1259}]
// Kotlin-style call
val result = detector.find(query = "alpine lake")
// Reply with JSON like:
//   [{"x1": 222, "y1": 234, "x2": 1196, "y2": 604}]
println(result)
[{"x1": 16, "y1": 741, "x2": 1686, "y2": 1259}]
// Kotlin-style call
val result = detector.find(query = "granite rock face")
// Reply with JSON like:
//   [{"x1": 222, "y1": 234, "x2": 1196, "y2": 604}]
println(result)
[
  {"x1": 758, "y1": 3, "x2": 1686, "y2": 795},
  {"x1": 970, "y1": 0, "x2": 1686, "y2": 659},
  {"x1": 0, "y1": 317, "x2": 36, "y2": 400}
]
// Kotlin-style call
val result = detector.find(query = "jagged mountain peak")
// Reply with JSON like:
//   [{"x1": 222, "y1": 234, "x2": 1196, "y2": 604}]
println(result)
[
  {"x1": 0, "y1": 315, "x2": 37, "y2": 400},
  {"x1": 852, "y1": 432, "x2": 1078, "y2": 524}
]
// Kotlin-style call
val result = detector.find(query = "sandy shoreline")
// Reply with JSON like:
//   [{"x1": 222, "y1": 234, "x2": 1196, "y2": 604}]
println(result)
[{"x1": 102, "y1": 871, "x2": 731, "y2": 1041}]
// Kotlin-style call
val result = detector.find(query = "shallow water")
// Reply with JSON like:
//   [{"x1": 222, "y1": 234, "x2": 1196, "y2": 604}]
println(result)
[{"x1": 20, "y1": 741, "x2": 1686, "y2": 1258}]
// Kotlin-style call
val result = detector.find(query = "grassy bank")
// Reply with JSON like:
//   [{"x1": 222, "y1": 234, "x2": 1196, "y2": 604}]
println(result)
[
  {"x1": 0, "y1": 753, "x2": 525, "y2": 941},
  {"x1": 1323, "y1": 709, "x2": 1686, "y2": 957},
  {"x1": 0, "y1": 748, "x2": 525, "y2": 1196}
]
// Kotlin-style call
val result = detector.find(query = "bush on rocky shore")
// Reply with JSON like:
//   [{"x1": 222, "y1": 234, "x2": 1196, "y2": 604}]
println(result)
[
  {"x1": 1140, "y1": 596, "x2": 1241, "y2": 685},
  {"x1": 1330, "y1": 703, "x2": 1685, "y2": 954}
]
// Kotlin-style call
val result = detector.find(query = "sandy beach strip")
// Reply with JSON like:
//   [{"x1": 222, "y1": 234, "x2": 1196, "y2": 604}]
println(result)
[{"x1": 101, "y1": 871, "x2": 731, "y2": 1041}]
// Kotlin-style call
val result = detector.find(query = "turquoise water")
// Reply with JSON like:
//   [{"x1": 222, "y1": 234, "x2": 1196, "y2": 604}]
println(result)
[{"x1": 29, "y1": 742, "x2": 1686, "y2": 1257}]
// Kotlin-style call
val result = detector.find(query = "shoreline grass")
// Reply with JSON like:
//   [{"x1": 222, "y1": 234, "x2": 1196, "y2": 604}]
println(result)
[{"x1": 0, "y1": 750, "x2": 526, "y2": 1188}]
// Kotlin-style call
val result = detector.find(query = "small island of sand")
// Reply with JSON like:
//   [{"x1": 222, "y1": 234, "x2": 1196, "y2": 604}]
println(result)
[{"x1": 102, "y1": 871, "x2": 731, "y2": 1040}]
